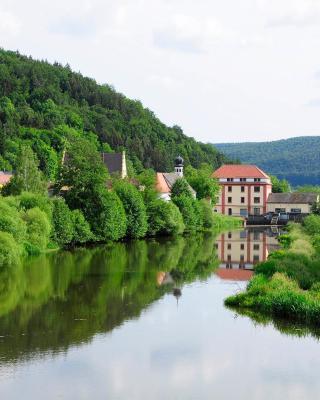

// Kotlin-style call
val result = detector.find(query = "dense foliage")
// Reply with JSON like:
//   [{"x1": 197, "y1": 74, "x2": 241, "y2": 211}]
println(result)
[
  {"x1": 270, "y1": 175, "x2": 291, "y2": 193},
  {"x1": 215, "y1": 137, "x2": 320, "y2": 186},
  {"x1": 0, "y1": 49, "x2": 229, "y2": 177}
]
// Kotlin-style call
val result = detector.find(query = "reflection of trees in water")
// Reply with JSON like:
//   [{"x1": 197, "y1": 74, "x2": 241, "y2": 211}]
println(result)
[
  {"x1": 227, "y1": 306, "x2": 320, "y2": 340},
  {"x1": 0, "y1": 233, "x2": 218, "y2": 364}
]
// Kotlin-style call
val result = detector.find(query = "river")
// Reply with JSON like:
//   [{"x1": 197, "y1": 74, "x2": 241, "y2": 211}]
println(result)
[{"x1": 0, "y1": 227, "x2": 320, "y2": 399}]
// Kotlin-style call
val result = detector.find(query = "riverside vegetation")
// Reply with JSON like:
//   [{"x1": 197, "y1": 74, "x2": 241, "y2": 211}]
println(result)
[
  {"x1": 0, "y1": 136, "x2": 241, "y2": 266},
  {"x1": 225, "y1": 215, "x2": 320, "y2": 326}
]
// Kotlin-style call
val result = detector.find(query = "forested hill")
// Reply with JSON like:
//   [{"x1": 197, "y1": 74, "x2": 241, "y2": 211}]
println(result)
[
  {"x1": 215, "y1": 136, "x2": 320, "y2": 186},
  {"x1": 0, "y1": 49, "x2": 229, "y2": 178}
]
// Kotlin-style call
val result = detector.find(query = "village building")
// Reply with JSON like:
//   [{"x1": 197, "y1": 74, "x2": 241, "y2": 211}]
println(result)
[
  {"x1": 101, "y1": 151, "x2": 127, "y2": 179},
  {"x1": 267, "y1": 192, "x2": 319, "y2": 214},
  {"x1": 155, "y1": 156, "x2": 196, "y2": 201},
  {"x1": 0, "y1": 171, "x2": 13, "y2": 189},
  {"x1": 212, "y1": 164, "x2": 272, "y2": 217}
]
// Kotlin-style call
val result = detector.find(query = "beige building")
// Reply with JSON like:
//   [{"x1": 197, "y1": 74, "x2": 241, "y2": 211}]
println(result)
[
  {"x1": 212, "y1": 164, "x2": 272, "y2": 217},
  {"x1": 267, "y1": 192, "x2": 319, "y2": 214}
]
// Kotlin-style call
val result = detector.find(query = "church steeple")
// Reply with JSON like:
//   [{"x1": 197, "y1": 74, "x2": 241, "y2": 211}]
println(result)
[{"x1": 174, "y1": 155, "x2": 184, "y2": 177}]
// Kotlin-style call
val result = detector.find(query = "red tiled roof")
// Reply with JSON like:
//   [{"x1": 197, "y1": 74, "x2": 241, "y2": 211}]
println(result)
[
  {"x1": 216, "y1": 269, "x2": 253, "y2": 281},
  {"x1": 212, "y1": 164, "x2": 269, "y2": 179},
  {"x1": 0, "y1": 172, "x2": 13, "y2": 186},
  {"x1": 156, "y1": 173, "x2": 170, "y2": 193}
]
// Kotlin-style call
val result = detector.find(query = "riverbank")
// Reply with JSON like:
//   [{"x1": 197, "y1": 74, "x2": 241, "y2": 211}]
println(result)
[{"x1": 225, "y1": 216, "x2": 320, "y2": 326}]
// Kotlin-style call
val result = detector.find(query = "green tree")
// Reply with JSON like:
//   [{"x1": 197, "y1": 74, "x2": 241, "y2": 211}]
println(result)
[
  {"x1": 2, "y1": 145, "x2": 46, "y2": 195},
  {"x1": 171, "y1": 178, "x2": 193, "y2": 199},
  {"x1": 23, "y1": 207, "x2": 51, "y2": 253},
  {"x1": 271, "y1": 175, "x2": 291, "y2": 193},
  {"x1": 172, "y1": 195, "x2": 202, "y2": 232},
  {"x1": 51, "y1": 198, "x2": 74, "y2": 246},
  {"x1": 71, "y1": 209, "x2": 93, "y2": 244},
  {"x1": 114, "y1": 181, "x2": 148, "y2": 238},
  {"x1": 185, "y1": 164, "x2": 219, "y2": 201},
  {"x1": 199, "y1": 199, "x2": 215, "y2": 229},
  {"x1": 147, "y1": 198, "x2": 185, "y2": 236}
]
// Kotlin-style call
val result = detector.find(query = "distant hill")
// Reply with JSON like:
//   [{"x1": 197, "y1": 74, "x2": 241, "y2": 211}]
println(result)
[{"x1": 214, "y1": 136, "x2": 320, "y2": 186}]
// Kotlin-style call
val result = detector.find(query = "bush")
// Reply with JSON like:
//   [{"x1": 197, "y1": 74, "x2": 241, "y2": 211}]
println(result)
[
  {"x1": 171, "y1": 178, "x2": 193, "y2": 199},
  {"x1": 51, "y1": 197, "x2": 74, "y2": 246},
  {"x1": 199, "y1": 199, "x2": 215, "y2": 229},
  {"x1": 84, "y1": 188, "x2": 127, "y2": 241},
  {"x1": 18, "y1": 192, "x2": 53, "y2": 219},
  {"x1": 303, "y1": 215, "x2": 320, "y2": 236},
  {"x1": 147, "y1": 199, "x2": 185, "y2": 236},
  {"x1": 0, "y1": 199, "x2": 26, "y2": 244},
  {"x1": 71, "y1": 209, "x2": 93, "y2": 244},
  {"x1": 0, "y1": 232, "x2": 21, "y2": 265},
  {"x1": 114, "y1": 181, "x2": 148, "y2": 238},
  {"x1": 172, "y1": 194, "x2": 202, "y2": 232},
  {"x1": 23, "y1": 207, "x2": 51, "y2": 252}
]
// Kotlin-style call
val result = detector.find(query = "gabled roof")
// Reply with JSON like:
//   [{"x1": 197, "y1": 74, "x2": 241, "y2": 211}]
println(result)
[
  {"x1": 101, "y1": 153, "x2": 123, "y2": 175},
  {"x1": 0, "y1": 172, "x2": 13, "y2": 186},
  {"x1": 155, "y1": 172, "x2": 196, "y2": 196},
  {"x1": 213, "y1": 164, "x2": 269, "y2": 179},
  {"x1": 267, "y1": 192, "x2": 319, "y2": 204}
]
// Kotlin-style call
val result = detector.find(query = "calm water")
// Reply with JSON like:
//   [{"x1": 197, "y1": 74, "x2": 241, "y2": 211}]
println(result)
[{"x1": 0, "y1": 228, "x2": 320, "y2": 399}]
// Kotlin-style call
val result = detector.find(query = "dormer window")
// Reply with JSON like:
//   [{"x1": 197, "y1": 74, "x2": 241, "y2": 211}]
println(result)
[
  {"x1": 240, "y1": 178, "x2": 246, "y2": 182},
  {"x1": 227, "y1": 178, "x2": 233, "y2": 182},
  {"x1": 254, "y1": 178, "x2": 261, "y2": 182}
]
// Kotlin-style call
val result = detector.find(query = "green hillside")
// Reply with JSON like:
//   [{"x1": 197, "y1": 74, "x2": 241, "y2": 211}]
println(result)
[
  {"x1": 0, "y1": 49, "x2": 229, "y2": 179},
  {"x1": 215, "y1": 137, "x2": 320, "y2": 186}
]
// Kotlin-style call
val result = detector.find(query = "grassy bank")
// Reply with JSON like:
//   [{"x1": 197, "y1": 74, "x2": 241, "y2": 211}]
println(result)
[
  {"x1": 225, "y1": 217, "x2": 320, "y2": 326},
  {"x1": 211, "y1": 214, "x2": 243, "y2": 232}
]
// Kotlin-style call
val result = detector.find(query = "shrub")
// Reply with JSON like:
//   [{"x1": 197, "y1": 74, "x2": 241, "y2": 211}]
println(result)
[
  {"x1": 147, "y1": 199, "x2": 185, "y2": 236},
  {"x1": 171, "y1": 178, "x2": 193, "y2": 199},
  {"x1": 0, "y1": 199, "x2": 26, "y2": 243},
  {"x1": 84, "y1": 188, "x2": 127, "y2": 241},
  {"x1": 303, "y1": 214, "x2": 320, "y2": 236},
  {"x1": 172, "y1": 194, "x2": 202, "y2": 232},
  {"x1": 114, "y1": 181, "x2": 148, "y2": 238},
  {"x1": 71, "y1": 209, "x2": 93, "y2": 244},
  {"x1": 199, "y1": 199, "x2": 215, "y2": 229},
  {"x1": 18, "y1": 192, "x2": 53, "y2": 219},
  {"x1": 0, "y1": 232, "x2": 21, "y2": 265},
  {"x1": 51, "y1": 197, "x2": 74, "y2": 246},
  {"x1": 23, "y1": 207, "x2": 51, "y2": 252}
]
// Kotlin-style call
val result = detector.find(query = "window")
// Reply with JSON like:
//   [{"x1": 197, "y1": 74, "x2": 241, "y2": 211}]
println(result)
[
  {"x1": 227, "y1": 243, "x2": 231, "y2": 250},
  {"x1": 254, "y1": 186, "x2": 260, "y2": 192},
  {"x1": 227, "y1": 254, "x2": 231, "y2": 261},
  {"x1": 228, "y1": 232, "x2": 232, "y2": 239},
  {"x1": 254, "y1": 208, "x2": 260, "y2": 215},
  {"x1": 254, "y1": 178, "x2": 261, "y2": 182},
  {"x1": 253, "y1": 231, "x2": 260, "y2": 240},
  {"x1": 241, "y1": 186, "x2": 245, "y2": 192},
  {"x1": 253, "y1": 255, "x2": 260, "y2": 263},
  {"x1": 228, "y1": 197, "x2": 232, "y2": 203},
  {"x1": 254, "y1": 197, "x2": 260, "y2": 204},
  {"x1": 240, "y1": 178, "x2": 247, "y2": 182},
  {"x1": 240, "y1": 255, "x2": 245, "y2": 261},
  {"x1": 241, "y1": 197, "x2": 245, "y2": 204},
  {"x1": 228, "y1": 186, "x2": 232, "y2": 192},
  {"x1": 275, "y1": 208, "x2": 286, "y2": 213},
  {"x1": 227, "y1": 178, "x2": 234, "y2": 182},
  {"x1": 240, "y1": 209, "x2": 247, "y2": 217},
  {"x1": 228, "y1": 208, "x2": 232, "y2": 216},
  {"x1": 291, "y1": 208, "x2": 302, "y2": 213},
  {"x1": 253, "y1": 244, "x2": 260, "y2": 251},
  {"x1": 240, "y1": 243, "x2": 245, "y2": 250}
]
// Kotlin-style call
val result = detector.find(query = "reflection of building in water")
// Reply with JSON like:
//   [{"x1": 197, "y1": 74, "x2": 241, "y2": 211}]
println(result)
[{"x1": 215, "y1": 228, "x2": 280, "y2": 280}]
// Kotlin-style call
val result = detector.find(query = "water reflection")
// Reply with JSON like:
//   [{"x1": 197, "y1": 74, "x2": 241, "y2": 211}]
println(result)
[
  {"x1": 0, "y1": 233, "x2": 218, "y2": 366},
  {"x1": 215, "y1": 227, "x2": 280, "y2": 281}
]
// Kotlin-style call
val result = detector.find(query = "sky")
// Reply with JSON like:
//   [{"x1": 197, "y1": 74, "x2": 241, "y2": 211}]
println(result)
[{"x1": 1, "y1": 0, "x2": 320, "y2": 143}]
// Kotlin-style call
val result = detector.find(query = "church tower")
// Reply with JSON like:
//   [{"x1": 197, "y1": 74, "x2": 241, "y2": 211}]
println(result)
[{"x1": 174, "y1": 155, "x2": 184, "y2": 177}]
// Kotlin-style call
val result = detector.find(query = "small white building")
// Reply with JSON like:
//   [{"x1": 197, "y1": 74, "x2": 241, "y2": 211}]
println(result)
[{"x1": 155, "y1": 156, "x2": 196, "y2": 201}]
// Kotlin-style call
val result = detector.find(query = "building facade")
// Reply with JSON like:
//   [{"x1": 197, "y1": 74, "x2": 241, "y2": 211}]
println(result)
[
  {"x1": 267, "y1": 192, "x2": 319, "y2": 214},
  {"x1": 212, "y1": 165, "x2": 272, "y2": 217}
]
